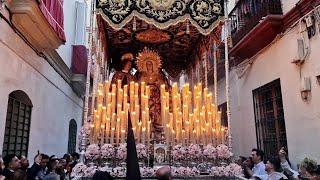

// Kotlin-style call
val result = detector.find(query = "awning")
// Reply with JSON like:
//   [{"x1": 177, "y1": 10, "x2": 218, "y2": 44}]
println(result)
[
  {"x1": 96, "y1": 0, "x2": 225, "y2": 35},
  {"x1": 39, "y1": 0, "x2": 66, "y2": 41}
]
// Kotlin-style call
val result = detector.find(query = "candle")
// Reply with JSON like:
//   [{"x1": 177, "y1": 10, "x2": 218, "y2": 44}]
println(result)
[
  {"x1": 121, "y1": 130, "x2": 126, "y2": 144},
  {"x1": 166, "y1": 124, "x2": 170, "y2": 146},
  {"x1": 137, "y1": 122, "x2": 141, "y2": 143},
  {"x1": 120, "y1": 111, "x2": 125, "y2": 143},
  {"x1": 101, "y1": 107, "x2": 107, "y2": 145},
  {"x1": 110, "y1": 113, "x2": 116, "y2": 144},
  {"x1": 106, "y1": 118, "x2": 110, "y2": 144},
  {"x1": 141, "y1": 127, "x2": 146, "y2": 144},
  {"x1": 105, "y1": 81, "x2": 110, "y2": 102},
  {"x1": 147, "y1": 120, "x2": 151, "y2": 147},
  {"x1": 111, "y1": 85, "x2": 116, "y2": 115},
  {"x1": 182, "y1": 130, "x2": 185, "y2": 146},
  {"x1": 116, "y1": 118, "x2": 120, "y2": 145},
  {"x1": 141, "y1": 82, "x2": 145, "y2": 95},
  {"x1": 221, "y1": 127, "x2": 225, "y2": 145}
]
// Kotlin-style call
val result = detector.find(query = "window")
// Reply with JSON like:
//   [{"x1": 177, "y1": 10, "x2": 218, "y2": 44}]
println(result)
[
  {"x1": 68, "y1": 119, "x2": 77, "y2": 153},
  {"x1": 2, "y1": 90, "x2": 32, "y2": 157},
  {"x1": 253, "y1": 79, "x2": 288, "y2": 160},
  {"x1": 218, "y1": 102, "x2": 228, "y2": 127}
]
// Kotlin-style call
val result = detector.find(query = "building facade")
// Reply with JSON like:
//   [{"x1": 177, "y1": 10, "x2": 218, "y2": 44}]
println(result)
[
  {"x1": 0, "y1": 0, "x2": 87, "y2": 158},
  {"x1": 213, "y1": 0, "x2": 320, "y2": 168}
]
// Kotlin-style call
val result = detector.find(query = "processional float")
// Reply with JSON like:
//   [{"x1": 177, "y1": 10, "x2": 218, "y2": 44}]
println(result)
[{"x1": 74, "y1": 0, "x2": 242, "y2": 178}]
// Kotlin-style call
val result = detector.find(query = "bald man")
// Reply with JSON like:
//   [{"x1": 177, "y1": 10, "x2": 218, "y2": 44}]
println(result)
[{"x1": 155, "y1": 166, "x2": 172, "y2": 180}]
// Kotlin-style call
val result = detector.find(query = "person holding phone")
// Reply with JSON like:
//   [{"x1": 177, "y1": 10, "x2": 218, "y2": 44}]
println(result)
[{"x1": 27, "y1": 151, "x2": 49, "y2": 180}]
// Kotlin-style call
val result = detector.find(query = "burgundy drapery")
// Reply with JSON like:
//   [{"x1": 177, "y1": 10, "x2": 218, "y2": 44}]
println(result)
[
  {"x1": 39, "y1": 0, "x2": 66, "y2": 41},
  {"x1": 71, "y1": 45, "x2": 88, "y2": 75}
]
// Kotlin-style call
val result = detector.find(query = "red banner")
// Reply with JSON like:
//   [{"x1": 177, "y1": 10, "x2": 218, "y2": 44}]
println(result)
[{"x1": 39, "y1": 0, "x2": 66, "y2": 41}]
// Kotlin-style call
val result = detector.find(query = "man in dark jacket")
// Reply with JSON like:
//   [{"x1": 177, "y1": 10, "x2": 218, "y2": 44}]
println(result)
[
  {"x1": 27, "y1": 153, "x2": 49, "y2": 180},
  {"x1": 2, "y1": 154, "x2": 21, "y2": 179}
]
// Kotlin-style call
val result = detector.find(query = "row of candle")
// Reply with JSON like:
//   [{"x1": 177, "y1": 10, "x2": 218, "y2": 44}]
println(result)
[
  {"x1": 90, "y1": 80, "x2": 151, "y2": 146},
  {"x1": 160, "y1": 82, "x2": 225, "y2": 147}
]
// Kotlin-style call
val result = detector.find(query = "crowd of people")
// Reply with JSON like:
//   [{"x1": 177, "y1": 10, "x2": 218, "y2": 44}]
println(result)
[
  {"x1": 2, "y1": 148, "x2": 320, "y2": 180},
  {"x1": 236, "y1": 148, "x2": 320, "y2": 180},
  {"x1": 0, "y1": 152, "x2": 79, "y2": 180}
]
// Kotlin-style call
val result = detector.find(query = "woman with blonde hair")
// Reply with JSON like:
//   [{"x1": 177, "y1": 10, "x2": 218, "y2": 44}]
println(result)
[{"x1": 298, "y1": 158, "x2": 319, "y2": 180}]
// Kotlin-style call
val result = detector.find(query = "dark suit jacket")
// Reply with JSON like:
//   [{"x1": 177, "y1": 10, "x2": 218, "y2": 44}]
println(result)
[
  {"x1": 27, "y1": 163, "x2": 42, "y2": 180},
  {"x1": 2, "y1": 168, "x2": 14, "y2": 180}
]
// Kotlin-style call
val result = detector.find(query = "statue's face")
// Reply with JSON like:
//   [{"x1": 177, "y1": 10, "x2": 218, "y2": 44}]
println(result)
[
  {"x1": 123, "y1": 61, "x2": 132, "y2": 72},
  {"x1": 146, "y1": 61, "x2": 153, "y2": 73}
]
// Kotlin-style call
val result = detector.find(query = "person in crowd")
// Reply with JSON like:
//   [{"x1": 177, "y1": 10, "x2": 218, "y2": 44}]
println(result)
[
  {"x1": 18, "y1": 156, "x2": 29, "y2": 172},
  {"x1": 155, "y1": 166, "x2": 172, "y2": 180},
  {"x1": 278, "y1": 147, "x2": 299, "y2": 179},
  {"x1": 0, "y1": 157, "x2": 6, "y2": 180},
  {"x1": 56, "y1": 159, "x2": 65, "y2": 180},
  {"x1": 27, "y1": 153, "x2": 49, "y2": 180},
  {"x1": 9, "y1": 169, "x2": 27, "y2": 180},
  {"x1": 92, "y1": 171, "x2": 113, "y2": 180},
  {"x1": 298, "y1": 157, "x2": 319, "y2": 180},
  {"x1": 243, "y1": 148, "x2": 268, "y2": 180},
  {"x1": 265, "y1": 157, "x2": 288, "y2": 180},
  {"x1": 2, "y1": 154, "x2": 21, "y2": 180},
  {"x1": 43, "y1": 160, "x2": 60, "y2": 180},
  {"x1": 69, "y1": 153, "x2": 79, "y2": 170}
]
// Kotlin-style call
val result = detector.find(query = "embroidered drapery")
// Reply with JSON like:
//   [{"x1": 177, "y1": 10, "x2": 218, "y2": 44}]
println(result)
[
  {"x1": 96, "y1": 0, "x2": 225, "y2": 35},
  {"x1": 39, "y1": 0, "x2": 66, "y2": 41}
]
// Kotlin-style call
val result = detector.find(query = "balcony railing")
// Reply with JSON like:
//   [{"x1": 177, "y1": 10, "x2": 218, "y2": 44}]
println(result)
[{"x1": 229, "y1": 0, "x2": 283, "y2": 46}]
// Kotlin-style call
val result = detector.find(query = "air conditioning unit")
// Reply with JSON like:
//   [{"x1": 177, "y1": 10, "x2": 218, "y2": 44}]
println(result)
[{"x1": 292, "y1": 38, "x2": 306, "y2": 64}]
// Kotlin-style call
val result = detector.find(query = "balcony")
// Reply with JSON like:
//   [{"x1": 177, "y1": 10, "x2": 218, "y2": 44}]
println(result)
[
  {"x1": 228, "y1": 0, "x2": 283, "y2": 65},
  {"x1": 229, "y1": 0, "x2": 283, "y2": 46}
]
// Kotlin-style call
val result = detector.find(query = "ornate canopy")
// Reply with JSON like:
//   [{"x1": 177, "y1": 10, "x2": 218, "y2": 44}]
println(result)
[{"x1": 96, "y1": 0, "x2": 225, "y2": 35}]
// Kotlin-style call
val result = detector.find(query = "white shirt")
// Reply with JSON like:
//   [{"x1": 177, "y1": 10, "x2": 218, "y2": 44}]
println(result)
[
  {"x1": 251, "y1": 161, "x2": 268, "y2": 180},
  {"x1": 281, "y1": 161, "x2": 299, "y2": 178}
]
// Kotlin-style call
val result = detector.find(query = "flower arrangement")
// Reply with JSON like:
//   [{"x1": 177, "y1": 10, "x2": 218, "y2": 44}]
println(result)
[
  {"x1": 136, "y1": 143, "x2": 147, "y2": 159},
  {"x1": 111, "y1": 167, "x2": 126, "y2": 177},
  {"x1": 188, "y1": 144, "x2": 202, "y2": 160},
  {"x1": 77, "y1": 124, "x2": 91, "y2": 151},
  {"x1": 172, "y1": 145, "x2": 188, "y2": 161},
  {"x1": 83, "y1": 166, "x2": 97, "y2": 177},
  {"x1": 216, "y1": 144, "x2": 233, "y2": 159},
  {"x1": 140, "y1": 167, "x2": 155, "y2": 177},
  {"x1": 85, "y1": 144, "x2": 100, "y2": 160},
  {"x1": 210, "y1": 164, "x2": 243, "y2": 177},
  {"x1": 116, "y1": 143, "x2": 127, "y2": 160},
  {"x1": 171, "y1": 167, "x2": 200, "y2": 177},
  {"x1": 100, "y1": 144, "x2": 115, "y2": 159},
  {"x1": 70, "y1": 163, "x2": 87, "y2": 177},
  {"x1": 227, "y1": 163, "x2": 243, "y2": 176},
  {"x1": 203, "y1": 144, "x2": 217, "y2": 160}
]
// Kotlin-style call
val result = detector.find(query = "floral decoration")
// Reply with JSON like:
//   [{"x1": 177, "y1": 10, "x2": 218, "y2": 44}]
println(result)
[
  {"x1": 77, "y1": 123, "x2": 91, "y2": 151},
  {"x1": 100, "y1": 144, "x2": 115, "y2": 159},
  {"x1": 136, "y1": 143, "x2": 148, "y2": 159},
  {"x1": 116, "y1": 143, "x2": 127, "y2": 160},
  {"x1": 140, "y1": 167, "x2": 156, "y2": 177},
  {"x1": 203, "y1": 144, "x2": 217, "y2": 159},
  {"x1": 172, "y1": 145, "x2": 188, "y2": 161},
  {"x1": 216, "y1": 144, "x2": 233, "y2": 159},
  {"x1": 188, "y1": 144, "x2": 202, "y2": 160},
  {"x1": 85, "y1": 144, "x2": 100, "y2": 160},
  {"x1": 70, "y1": 163, "x2": 87, "y2": 177}
]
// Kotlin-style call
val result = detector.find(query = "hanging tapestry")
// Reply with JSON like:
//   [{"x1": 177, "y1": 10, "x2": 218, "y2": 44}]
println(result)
[{"x1": 96, "y1": 0, "x2": 225, "y2": 35}]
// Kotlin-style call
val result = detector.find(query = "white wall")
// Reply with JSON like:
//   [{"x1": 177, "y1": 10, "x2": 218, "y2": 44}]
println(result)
[
  {"x1": 281, "y1": 0, "x2": 300, "y2": 15},
  {"x1": 57, "y1": 0, "x2": 87, "y2": 68},
  {"x1": 217, "y1": 26, "x2": 320, "y2": 168},
  {"x1": 0, "y1": 13, "x2": 83, "y2": 158}
]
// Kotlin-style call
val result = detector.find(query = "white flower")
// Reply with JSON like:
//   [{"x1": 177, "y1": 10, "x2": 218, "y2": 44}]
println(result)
[
  {"x1": 216, "y1": 144, "x2": 232, "y2": 159},
  {"x1": 71, "y1": 163, "x2": 87, "y2": 177},
  {"x1": 203, "y1": 144, "x2": 217, "y2": 159},
  {"x1": 100, "y1": 144, "x2": 115, "y2": 159},
  {"x1": 136, "y1": 143, "x2": 147, "y2": 159},
  {"x1": 172, "y1": 145, "x2": 188, "y2": 161},
  {"x1": 188, "y1": 144, "x2": 202, "y2": 160},
  {"x1": 116, "y1": 143, "x2": 127, "y2": 160},
  {"x1": 85, "y1": 144, "x2": 100, "y2": 160}
]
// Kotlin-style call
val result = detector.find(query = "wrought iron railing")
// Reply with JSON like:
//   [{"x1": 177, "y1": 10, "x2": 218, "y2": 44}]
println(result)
[{"x1": 229, "y1": 0, "x2": 283, "y2": 46}]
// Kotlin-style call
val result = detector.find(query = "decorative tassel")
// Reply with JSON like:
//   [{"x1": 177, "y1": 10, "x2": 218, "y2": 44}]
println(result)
[{"x1": 133, "y1": 16, "x2": 136, "y2": 31}]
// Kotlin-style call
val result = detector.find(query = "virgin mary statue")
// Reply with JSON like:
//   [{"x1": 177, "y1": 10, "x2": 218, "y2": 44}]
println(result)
[{"x1": 136, "y1": 47, "x2": 171, "y2": 140}]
